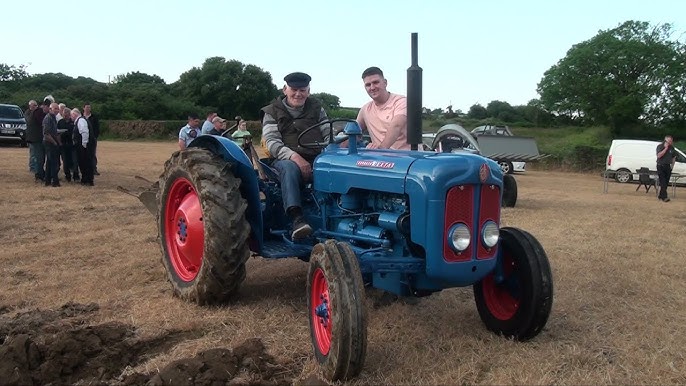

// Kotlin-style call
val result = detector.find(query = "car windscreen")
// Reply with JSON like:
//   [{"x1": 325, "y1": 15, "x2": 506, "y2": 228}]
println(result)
[{"x1": 0, "y1": 106, "x2": 24, "y2": 119}]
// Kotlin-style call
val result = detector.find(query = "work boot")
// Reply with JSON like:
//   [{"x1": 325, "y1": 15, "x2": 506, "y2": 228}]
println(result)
[
  {"x1": 292, "y1": 216, "x2": 312, "y2": 240},
  {"x1": 287, "y1": 206, "x2": 312, "y2": 240}
]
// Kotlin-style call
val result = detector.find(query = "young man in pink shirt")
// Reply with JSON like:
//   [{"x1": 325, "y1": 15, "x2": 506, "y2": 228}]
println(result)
[{"x1": 356, "y1": 66, "x2": 410, "y2": 150}]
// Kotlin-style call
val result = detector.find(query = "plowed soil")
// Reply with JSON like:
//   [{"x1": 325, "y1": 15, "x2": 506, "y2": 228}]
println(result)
[{"x1": 1, "y1": 140, "x2": 685, "y2": 385}]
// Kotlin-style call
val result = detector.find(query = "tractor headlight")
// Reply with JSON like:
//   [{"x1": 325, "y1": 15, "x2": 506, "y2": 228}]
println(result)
[
  {"x1": 481, "y1": 221, "x2": 499, "y2": 248},
  {"x1": 448, "y1": 223, "x2": 470, "y2": 252}
]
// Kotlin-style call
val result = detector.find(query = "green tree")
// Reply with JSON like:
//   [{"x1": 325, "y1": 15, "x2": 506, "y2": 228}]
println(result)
[
  {"x1": 113, "y1": 71, "x2": 166, "y2": 85},
  {"x1": 0, "y1": 63, "x2": 29, "y2": 82},
  {"x1": 311, "y1": 92, "x2": 341, "y2": 112},
  {"x1": 467, "y1": 103, "x2": 488, "y2": 119},
  {"x1": 173, "y1": 57, "x2": 278, "y2": 119},
  {"x1": 537, "y1": 21, "x2": 686, "y2": 133}
]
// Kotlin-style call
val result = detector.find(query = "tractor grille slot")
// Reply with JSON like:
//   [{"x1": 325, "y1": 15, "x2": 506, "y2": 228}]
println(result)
[
  {"x1": 477, "y1": 184, "x2": 500, "y2": 259},
  {"x1": 443, "y1": 185, "x2": 474, "y2": 262}
]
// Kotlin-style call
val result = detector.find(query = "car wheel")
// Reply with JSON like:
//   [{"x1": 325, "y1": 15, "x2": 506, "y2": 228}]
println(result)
[
  {"x1": 498, "y1": 161, "x2": 514, "y2": 174},
  {"x1": 614, "y1": 168, "x2": 632, "y2": 183}
]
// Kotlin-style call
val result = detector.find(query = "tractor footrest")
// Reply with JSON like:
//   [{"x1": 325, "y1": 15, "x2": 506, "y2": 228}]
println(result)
[{"x1": 262, "y1": 240, "x2": 313, "y2": 260}]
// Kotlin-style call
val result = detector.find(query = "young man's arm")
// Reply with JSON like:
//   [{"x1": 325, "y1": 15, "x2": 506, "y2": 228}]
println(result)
[{"x1": 378, "y1": 114, "x2": 407, "y2": 149}]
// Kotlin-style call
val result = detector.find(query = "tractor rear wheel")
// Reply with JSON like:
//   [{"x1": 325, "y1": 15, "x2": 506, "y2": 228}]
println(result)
[
  {"x1": 307, "y1": 240, "x2": 367, "y2": 381},
  {"x1": 473, "y1": 227, "x2": 553, "y2": 341},
  {"x1": 502, "y1": 174, "x2": 518, "y2": 208},
  {"x1": 158, "y1": 148, "x2": 250, "y2": 305}
]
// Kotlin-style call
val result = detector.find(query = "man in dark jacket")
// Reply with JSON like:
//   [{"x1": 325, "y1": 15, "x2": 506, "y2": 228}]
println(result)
[
  {"x1": 83, "y1": 103, "x2": 100, "y2": 175},
  {"x1": 42, "y1": 103, "x2": 62, "y2": 187},
  {"x1": 260, "y1": 72, "x2": 329, "y2": 239},
  {"x1": 656, "y1": 135, "x2": 677, "y2": 202},
  {"x1": 26, "y1": 100, "x2": 49, "y2": 181}
]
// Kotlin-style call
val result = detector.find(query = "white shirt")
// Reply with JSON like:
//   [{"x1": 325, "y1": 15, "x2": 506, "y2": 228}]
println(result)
[{"x1": 75, "y1": 116, "x2": 90, "y2": 147}]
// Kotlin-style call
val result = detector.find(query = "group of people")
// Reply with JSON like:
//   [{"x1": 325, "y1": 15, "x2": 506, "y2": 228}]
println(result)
[
  {"x1": 178, "y1": 113, "x2": 251, "y2": 151},
  {"x1": 24, "y1": 97, "x2": 100, "y2": 187}
]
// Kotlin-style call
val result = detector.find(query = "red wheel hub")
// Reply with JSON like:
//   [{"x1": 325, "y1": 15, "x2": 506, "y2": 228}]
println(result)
[
  {"x1": 164, "y1": 178, "x2": 204, "y2": 282},
  {"x1": 482, "y1": 252, "x2": 519, "y2": 320},
  {"x1": 310, "y1": 267, "x2": 332, "y2": 355}
]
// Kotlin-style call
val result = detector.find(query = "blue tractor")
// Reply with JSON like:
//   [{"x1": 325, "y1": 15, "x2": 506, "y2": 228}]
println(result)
[{"x1": 138, "y1": 34, "x2": 553, "y2": 381}]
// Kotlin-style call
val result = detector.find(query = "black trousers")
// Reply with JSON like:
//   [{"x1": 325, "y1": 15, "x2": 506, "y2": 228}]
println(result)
[
  {"x1": 657, "y1": 164, "x2": 672, "y2": 199},
  {"x1": 78, "y1": 145, "x2": 94, "y2": 184}
]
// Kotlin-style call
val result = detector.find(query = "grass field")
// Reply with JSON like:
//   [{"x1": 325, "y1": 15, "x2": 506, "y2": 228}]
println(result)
[{"x1": 1, "y1": 140, "x2": 685, "y2": 385}]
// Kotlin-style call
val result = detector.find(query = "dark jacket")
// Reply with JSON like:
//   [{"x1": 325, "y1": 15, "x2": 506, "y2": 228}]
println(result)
[
  {"x1": 85, "y1": 113, "x2": 100, "y2": 139},
  {"x1": 26, "y1": 108, "x2": 46, "y2": 143},
  {"x1": 58, "y1": 118, "x2": 74, "y2": 146},
  {"x1": 261, "y1": 97, "x2": 324, "y2": 163}
]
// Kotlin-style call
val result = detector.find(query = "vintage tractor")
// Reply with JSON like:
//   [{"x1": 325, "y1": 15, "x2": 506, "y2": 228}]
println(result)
[{"x1": 127, "y1": 33, "x2": 553, "y2": 381}]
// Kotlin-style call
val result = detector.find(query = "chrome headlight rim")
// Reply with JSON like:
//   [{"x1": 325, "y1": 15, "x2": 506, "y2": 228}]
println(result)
[
  {"x1": 481, "y1": 220, "x2": 500, "y2": 248},
  {"x1": 447, "y1": 223, "x2": 471, "y2": 252}
]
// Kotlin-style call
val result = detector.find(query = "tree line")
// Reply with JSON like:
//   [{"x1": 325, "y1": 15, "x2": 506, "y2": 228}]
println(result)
[{"x1": 1, "y1": 20, "x2": 684, "y2": 138}]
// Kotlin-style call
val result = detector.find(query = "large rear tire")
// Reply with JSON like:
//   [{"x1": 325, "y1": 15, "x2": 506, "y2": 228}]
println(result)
[
  {"x1": 157, "y1": 148, "x2": 250, "y2": 305},
  {"x1": 307, "y1": 240, "x2": 367, "y2": 381},
  {"x1": 473, "y1": 227, "x2": 553, "y2": 341}
]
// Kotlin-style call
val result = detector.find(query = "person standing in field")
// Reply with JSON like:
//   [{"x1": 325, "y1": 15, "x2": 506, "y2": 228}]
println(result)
[
  {"x1": 24, "y1": 100, "x2": 40, "y2": 175},
  {"x1": 42, "y1": 103, "x2": 62, "y2": 187},
  {"x1": 83, "y1": 103, "x2": 100, "y2": 175},
  {"x1": 656, "y1": 135, "x2": 677, "y2": 202},
  {"x1": 71, "y1": 108, "x2": 95, "y2": 186},
  {"x1": 58, "y1": 108, "x2": 76, "y2": 182},
  {"x1": 356, "y1": 66, "x2": 410, "y2": 150}
]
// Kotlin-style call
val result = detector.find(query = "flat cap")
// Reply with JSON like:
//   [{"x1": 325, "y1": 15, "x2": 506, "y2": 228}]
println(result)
[{"x1": 284, "y1": 72, "x2": 311, "y2": 88}]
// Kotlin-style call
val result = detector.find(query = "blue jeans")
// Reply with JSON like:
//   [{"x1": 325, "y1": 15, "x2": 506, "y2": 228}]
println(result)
[
  {"x1": 29, "y1": 142, "x2": 45, "y2": 178},
  {"x1": 44, "y1": 143, "x2": 60, "y2": 184},
  {"x1": 272, "y1": 159, "x2": 304, "y2": 211}
]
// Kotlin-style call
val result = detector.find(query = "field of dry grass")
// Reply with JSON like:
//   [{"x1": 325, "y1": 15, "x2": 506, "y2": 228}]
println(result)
[{"x1": 1, "y1": 140, "x2": 685, "y2": 385}]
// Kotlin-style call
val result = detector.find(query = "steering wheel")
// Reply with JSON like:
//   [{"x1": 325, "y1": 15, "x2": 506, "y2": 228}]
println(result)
[{"x1": 297, "y1": 118, "x2": 359, "y2": 149}]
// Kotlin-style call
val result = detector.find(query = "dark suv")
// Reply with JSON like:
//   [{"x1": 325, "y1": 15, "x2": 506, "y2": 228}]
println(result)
[{"x1": 0, "y1": 104, "x2": 27, "y2": 147}]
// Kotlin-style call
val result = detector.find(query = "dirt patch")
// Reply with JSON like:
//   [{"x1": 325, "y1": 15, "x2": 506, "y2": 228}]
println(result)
[
  {"x1": 122, "y1": 338, "x2": 292, "y2": 386},
  {"x1": 0, "y1": 303, "x2": 296, "y2": 386}
]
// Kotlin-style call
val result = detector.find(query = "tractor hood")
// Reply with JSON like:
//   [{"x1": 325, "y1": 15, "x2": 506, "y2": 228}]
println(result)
[{"x1": 313, "y1": 147, "x2": 502, "y2": 195}]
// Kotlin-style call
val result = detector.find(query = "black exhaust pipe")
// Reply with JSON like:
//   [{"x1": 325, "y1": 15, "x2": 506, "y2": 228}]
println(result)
[{"x1": 406, "y1": 32, "x2": 423, "y2": 151}]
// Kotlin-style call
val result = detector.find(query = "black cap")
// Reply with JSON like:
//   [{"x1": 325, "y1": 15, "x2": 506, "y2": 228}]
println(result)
[{"x1": 284, "y1": 72, "x2": 311, "y2": 88}]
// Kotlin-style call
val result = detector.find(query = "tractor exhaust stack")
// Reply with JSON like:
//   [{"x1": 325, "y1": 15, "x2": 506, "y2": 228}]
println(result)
[{"x1": 406, "y1": 32, "x2": 423, "y2": 151}]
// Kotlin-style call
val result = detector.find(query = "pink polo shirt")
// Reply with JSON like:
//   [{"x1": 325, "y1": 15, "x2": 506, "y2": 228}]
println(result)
[{"x1": 357, "y1": 93, "x2": 410, "y2": 150}]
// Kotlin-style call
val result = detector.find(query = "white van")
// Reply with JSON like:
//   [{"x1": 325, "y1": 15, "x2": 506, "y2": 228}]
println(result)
[{"x1": 606, "y1": 139, "x2": 686, "y2": 183}]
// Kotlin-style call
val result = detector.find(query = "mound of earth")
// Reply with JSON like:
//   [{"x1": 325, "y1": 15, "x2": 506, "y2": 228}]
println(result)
[{"x1": 0, "y1": 302, "x2": 300, "y2": 386}]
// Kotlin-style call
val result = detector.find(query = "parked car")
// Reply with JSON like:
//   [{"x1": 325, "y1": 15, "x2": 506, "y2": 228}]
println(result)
[
  {"x1": 470, "y1": 124, "x2": 515, "y2": 137},
  {"x1": 0, "y1": 103, "x2": 27, "y2": 147},
  {"x1": 606, "y1": 139, "x2": 686, "y2": 183},
  {"x1": 469, "y1": 125, "x2": 524, "y2": 174}
]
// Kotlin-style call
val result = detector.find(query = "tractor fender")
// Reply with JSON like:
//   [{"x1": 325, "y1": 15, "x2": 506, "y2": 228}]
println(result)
[{"x1": 189, "y1": 135, "x2": 263, "y2": 252}]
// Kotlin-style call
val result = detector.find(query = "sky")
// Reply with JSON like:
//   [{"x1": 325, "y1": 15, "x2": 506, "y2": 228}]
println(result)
[{"x1": 4, "y1": 0, "x2": 685, "y2": 112}]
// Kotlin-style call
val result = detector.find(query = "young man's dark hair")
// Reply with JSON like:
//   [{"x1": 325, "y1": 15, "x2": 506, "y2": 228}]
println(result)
[
  {"x1": 188, "y1": 113, "x2": 199, "y2": 120},
  {"x1": 361, "y1": 66, "x2": 384, "y2": 79}
]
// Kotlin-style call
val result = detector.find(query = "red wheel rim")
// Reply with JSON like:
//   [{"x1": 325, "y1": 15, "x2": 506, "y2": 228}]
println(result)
[
  {"x1": 164, "y1": 178, "x2": 204, "y2": 282},
  {"x1": 310, "y1": 267, "x2": 332, "y2": 355},
  {"x1": 482, "y1": 251, "x2": 519, "y2": 320}
]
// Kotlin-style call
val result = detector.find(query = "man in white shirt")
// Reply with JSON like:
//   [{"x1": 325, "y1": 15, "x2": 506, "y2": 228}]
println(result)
[{"x1": 70, "y1": 108, "x2": 95, "y2": 186}]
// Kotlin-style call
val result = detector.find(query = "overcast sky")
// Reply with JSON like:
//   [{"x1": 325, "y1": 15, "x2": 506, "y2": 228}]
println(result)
[{"x1": 5, "y1": 0, "x2": 685, "y2": 111}]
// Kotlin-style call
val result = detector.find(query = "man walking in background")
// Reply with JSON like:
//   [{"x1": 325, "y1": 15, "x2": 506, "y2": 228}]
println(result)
[
  {"x1": 656, "y1": 135, "x2": 677, "y2": 202},
  {"x1": 83, "y1": 103, "x2": 100, "y2": 175}
]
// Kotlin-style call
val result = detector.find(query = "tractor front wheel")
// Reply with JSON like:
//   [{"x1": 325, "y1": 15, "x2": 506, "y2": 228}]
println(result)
[
  {"x1": 307, "y1": 240, "x2": 367, "y2": 381},
  {"x1": 158, "y1": 148, "x2": 250, "y2": 305},
  {"x1": 473, "y1": 227, "x2": 553, "y2": 341}
]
